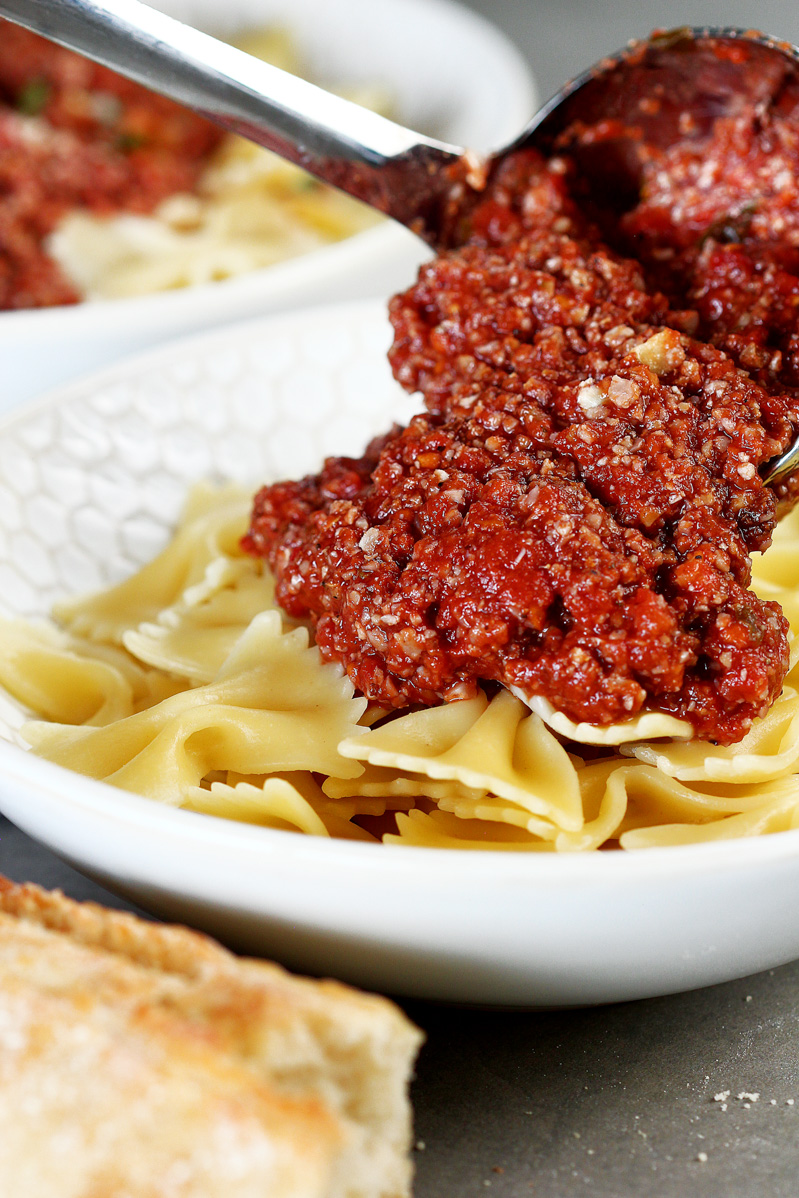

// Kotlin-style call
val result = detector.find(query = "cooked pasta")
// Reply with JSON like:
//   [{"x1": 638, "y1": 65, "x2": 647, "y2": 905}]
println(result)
[
  {"x1": 4, "y1": 487, "x2": 799, "y2": 851},
  {"x1": 47, "y1": 29, "x2": 385, "y2": 301}
]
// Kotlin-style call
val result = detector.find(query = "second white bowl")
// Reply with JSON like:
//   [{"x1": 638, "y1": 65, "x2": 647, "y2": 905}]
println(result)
[{"x1": 0, "y1": 0, "x2": 536, "y2": 410}]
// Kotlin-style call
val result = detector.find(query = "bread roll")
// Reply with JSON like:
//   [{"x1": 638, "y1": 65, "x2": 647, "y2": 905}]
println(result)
[{"x1": 0, "y1": 876, "x2": 423, "y2": 1198}]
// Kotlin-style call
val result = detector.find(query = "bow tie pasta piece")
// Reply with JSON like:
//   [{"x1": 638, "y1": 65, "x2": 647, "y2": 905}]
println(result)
[
  {"x1": 438, "y1": 759, "x2": 633, "y2": 853},
  {"x1": 512, "y1": 689, "x2": 692, "y2": 746},
  {"x1": 124, "y1": 558, "x2": 280, "y2": 685},
  {"x1": 435, "y1": 794, "x2": 559, "y2": 843},
  {"x1": 627, "y1": 689, "x2": 799, "y2": 783},
  {"x1": 177, "y1": 554, "x2": 276, "y2": 616},
  {"x1": 358, "y1": 705, "x2": 395, "y2": 728},
  {"x1": 182, "y1": 773, "x2": 382, "y2": 842},
  {"x1": 322, "y1": 763, "x2": 486, "y2": 803},
  {"x1": 613, "y1": 765, "x2": 799, "y2": 845},
  {"x1": 0, "y1": 618, "x2": 180, "y2": 727},
  {"x1": 620, "y1": 784, "x2": 799, "y2": 848},
  {"x1": 338, "y1": 689, "x2": 583, "y2": 833},
  {"x1": 324, "y1": 765, "x2": 552, "y2": 843},
  {"x1": 54, "y1": 486, "x2": 253, "y2": 644},
  {"x1": 386, "y1": 809, "x2": 558, "y2": 850},
  {"x1": 182, "y1": 774, "x2": 330, "y2": 836},
  {"x1": 23, "y1": 612, "x2": 366, "y2": 803}
]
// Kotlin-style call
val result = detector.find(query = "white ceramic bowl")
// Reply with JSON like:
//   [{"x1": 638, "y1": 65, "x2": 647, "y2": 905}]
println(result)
[
  {"x1": 1, "y1": 298, "x2": 799, "y2": 1007},
  {"x1": 0, "y1": 0, "x2": 535, "y2": 411}
]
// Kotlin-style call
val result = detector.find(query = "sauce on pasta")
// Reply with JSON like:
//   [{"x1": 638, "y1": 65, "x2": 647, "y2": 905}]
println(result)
[{"x1": 245, "y1": 38, "x2": 799, "y2": 746}]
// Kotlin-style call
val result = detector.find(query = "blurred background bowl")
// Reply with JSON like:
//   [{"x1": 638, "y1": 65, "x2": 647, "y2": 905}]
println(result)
[{"x1": 0, "y1": 0, "x2": 535, "y2": 411}]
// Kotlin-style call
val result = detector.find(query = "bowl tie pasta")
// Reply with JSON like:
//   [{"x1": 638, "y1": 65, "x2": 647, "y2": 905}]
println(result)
[{"x1": 3, "y1": 486, "x2": 799, "y2": 851}]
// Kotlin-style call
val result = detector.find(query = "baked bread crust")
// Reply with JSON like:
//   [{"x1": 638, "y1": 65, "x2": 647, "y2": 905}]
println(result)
[{"x1": 0, "y1": 876, "x2": 423, "y2": 1198}]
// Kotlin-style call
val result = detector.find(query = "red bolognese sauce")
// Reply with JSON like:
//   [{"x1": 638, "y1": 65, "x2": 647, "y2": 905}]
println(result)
[{"x1": 245, "y1": 37, "x2": 799, "y2": 745}]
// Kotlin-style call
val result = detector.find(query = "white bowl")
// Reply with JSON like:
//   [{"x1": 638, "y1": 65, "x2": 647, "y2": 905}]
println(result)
[
  {"x1": 0, "y1": 0, "x2": 535, "y2": 412},
  {"x1": 1, "y1": 298, "x2": 799, "y2": 1007}
]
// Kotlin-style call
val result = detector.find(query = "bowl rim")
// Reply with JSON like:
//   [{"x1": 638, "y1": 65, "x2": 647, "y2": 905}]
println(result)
[{"x1": 0, "y1": 224, "x2": 412, "y2": 340}]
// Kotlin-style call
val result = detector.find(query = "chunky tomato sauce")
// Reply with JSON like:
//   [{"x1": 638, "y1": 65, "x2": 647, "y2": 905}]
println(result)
[
  {"x1": 245, "y1": 35, "x2": 799, "y2": 744},
  {"x1": 0, "y1": 21, "x2": 221, "y2": 309}
]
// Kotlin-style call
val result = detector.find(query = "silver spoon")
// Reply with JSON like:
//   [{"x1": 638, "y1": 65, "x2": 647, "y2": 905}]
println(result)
[{"x1": 2, "y1": 3, "x2": 799, "y2": 484}]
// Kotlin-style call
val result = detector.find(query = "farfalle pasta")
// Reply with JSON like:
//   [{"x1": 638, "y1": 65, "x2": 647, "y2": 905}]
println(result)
[
  {"x1": 337, "y1": 690, "x2": 584, "y2": 832},
  {"x1": 24, "y1": 611, "x2": 366, "y2": 804},
  {"x1": 2, "y1": 484, "x2": 799, "y2": 851}
]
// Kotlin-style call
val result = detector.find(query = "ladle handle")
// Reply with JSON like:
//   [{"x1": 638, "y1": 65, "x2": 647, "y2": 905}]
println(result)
[{"x1": 0, "y1": 0, "x2": 464, "y2": 236}]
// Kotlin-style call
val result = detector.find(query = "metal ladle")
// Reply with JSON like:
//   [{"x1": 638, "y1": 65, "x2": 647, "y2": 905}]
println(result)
[{"x1": 2, "y1": 3, "x2": 799, "y2": 484}]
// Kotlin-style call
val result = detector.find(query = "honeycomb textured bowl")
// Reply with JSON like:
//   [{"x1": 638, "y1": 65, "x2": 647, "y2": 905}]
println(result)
[
  {"x1": 0, "y1": 302, "x2": 408, "y2": 615},
  {"x1": 2, "y1": 299, "x2": 799, "y2": 1007}
]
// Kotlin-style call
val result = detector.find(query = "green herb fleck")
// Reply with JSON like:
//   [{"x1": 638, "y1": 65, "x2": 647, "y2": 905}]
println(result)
[
  {"x1": 116, "y1": 131, "x2": 148, "y2": 152},
  {"x1": 16, "y1": 78, "x2": 51, "y2": 116}
]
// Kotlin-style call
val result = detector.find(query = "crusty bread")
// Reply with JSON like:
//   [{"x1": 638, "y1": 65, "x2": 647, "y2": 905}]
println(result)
[{"x1": 0, "y1": 876, "x2": 423, "y2": 1198}]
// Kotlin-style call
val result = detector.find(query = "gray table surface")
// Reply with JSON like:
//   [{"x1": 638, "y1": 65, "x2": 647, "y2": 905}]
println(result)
[{"x1": 4, "y1": 1, "x2": 799, "y2": 1195}]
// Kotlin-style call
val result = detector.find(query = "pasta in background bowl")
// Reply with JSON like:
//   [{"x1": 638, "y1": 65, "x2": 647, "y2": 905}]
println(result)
[
  {"x1": 0, "y1": 0, "x2": 535, "y2": 410},
  {"x1": 2, "y1": 300, "x2": 799, "y2": 1006}
]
